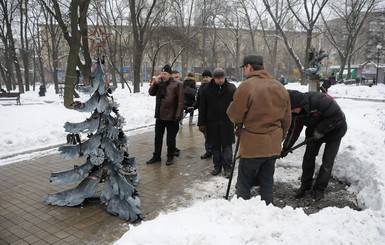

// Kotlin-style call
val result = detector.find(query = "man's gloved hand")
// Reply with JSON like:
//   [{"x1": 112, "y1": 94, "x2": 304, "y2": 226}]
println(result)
[
  {"x1": 176, "y1": 116, "x2": 181, "y2": 122},
  {"x1": 187, "y1": 107, "x2": 194, "y2": 112},
  {"x1": 199, "y1": 125, "x2": 206, "y2": 133},
  {"x1": 313, "y1": 131, "x2": 324, "y2": 140}
]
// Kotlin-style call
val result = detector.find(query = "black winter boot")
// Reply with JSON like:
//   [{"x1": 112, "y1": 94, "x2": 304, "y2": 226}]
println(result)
[
  {"x1": 211, "y1": 166, "x2": 222, "y2": 176},
  {"x1": 200, "y1": 152, "x2": 212, "y2": 159},
  {"x1": 294, "y1": 185, "x2": 311, "y2": 198},
  {"x1": 312, "y1": 189, "x2": 324, "y2": 201},
  {"x1": 224, "y1": 166, "x2": 233, "y2": 179},
  {"x1": 146, "y1": 156, "x2": 161, "y2": 164},
  {"x1": 166, "y1": 156, "x2": 174, "y2": 166}
]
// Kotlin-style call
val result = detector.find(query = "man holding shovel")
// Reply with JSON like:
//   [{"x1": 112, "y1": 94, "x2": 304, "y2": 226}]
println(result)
[
  {"x1": 282, "y1": 90, "x2": 347, "y2": 201},
  {"x1": 227, "y1": 55, "x2": 291, "y2": 205}
]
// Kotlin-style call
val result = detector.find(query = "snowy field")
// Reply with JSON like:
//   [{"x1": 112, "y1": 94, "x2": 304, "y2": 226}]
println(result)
[{"x1": 1, "y1": 82, "x2": 385, "y2": 244}]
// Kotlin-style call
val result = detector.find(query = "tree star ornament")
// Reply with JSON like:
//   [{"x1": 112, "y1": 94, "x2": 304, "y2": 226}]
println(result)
[{"x1": 88, "y1": 26, "x2": 111, "y2": 54}]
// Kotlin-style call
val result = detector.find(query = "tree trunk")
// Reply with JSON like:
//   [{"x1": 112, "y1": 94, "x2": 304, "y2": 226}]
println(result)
[
  {"x1": 132, "y1": 46, "x2": 143, "y2": 93},
  {"x1": 20, "y1": 0, "x2": 30, "y2": 91},
  {"x1": 4, "y1": 50, "x2": 13, "y2": 91},
  {"x1": 64, "y1": 45, "x2": 79, "y2": 108},
  {"x1": 4, "y1": 7, "x2": 24, "y2": 93}
]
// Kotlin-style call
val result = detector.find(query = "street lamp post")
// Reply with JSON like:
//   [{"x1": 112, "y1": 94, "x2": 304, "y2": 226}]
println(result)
[{"x1": 376, "y1": 44, "x2": 382, "y2": 85}]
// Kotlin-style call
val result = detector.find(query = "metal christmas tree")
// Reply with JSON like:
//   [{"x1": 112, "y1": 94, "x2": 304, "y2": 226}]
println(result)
[{"x1": 44, "y1": 29, "x2": 141, "y2": 221}]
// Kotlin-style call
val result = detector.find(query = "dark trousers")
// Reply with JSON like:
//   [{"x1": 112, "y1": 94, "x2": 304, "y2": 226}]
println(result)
[
  {"x1": 153, "y1": 119, "x2": 179, "y2": 158},
  {"x1": 236, "y1": 157, "x2": 276, "y2": 205},
  {"x1": 301, "y1": 138, "x2": 342, "y2": 191},
  {"x1": 212, "y1": 145, "x2": 232, "y2": 169},
  {"x1": 203, "y1": 131, "x2": 212, "y2": 154}
]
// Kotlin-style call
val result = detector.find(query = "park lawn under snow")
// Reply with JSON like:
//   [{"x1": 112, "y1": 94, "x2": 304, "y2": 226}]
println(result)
[{"x1": 1, "y1": 82, "x2": 385, "y2": 244}]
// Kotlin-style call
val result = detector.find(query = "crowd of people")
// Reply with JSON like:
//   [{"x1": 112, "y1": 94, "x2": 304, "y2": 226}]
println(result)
[{"x1": 146, "y1": 56, "x2": 346, "y2": 204}]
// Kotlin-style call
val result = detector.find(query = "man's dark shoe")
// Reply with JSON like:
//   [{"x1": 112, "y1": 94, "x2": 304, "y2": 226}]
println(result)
[
  {"x1": 201, "y1": 152, "x2": 212, "y2": 159},
  {"x1": 175, "y1": 148, "x2": 180, "y2": 153},
  {"x1": 224, "y1": 167, "x2": 233, "y2": 179},
  {"x1": 173, "y1": 151, "x2": 180, "y2": 157},
  {"x1": 313, "y1": 190, "x2": 324, "y2": 201},
  {"x1": 211, "y1": 166, "x2": 221, "y2": 176},
  {"x1": 294, "y1": 185, "x2": 311, "y2": 198},
  {"x1": 146, "y1": 156, "x2": 161, "y2": 164},
  {"x1": 166, "y1": 157, "x2": 174, "y2": 166}
]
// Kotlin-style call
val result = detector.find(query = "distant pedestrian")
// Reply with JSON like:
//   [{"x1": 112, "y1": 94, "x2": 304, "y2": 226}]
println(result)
[
  {"x1": 198, "y1": 68, "x2": 236, "y2": 178},
  {"x1": 147, "y1": 65, "x2": 184, "y2": 165},
  {"x1": 320, "y1": 78, "x2": 331, "y2": 93},
  {"x1": 227, "y1": 55, "x2": 291, "y2": 205},
  {"x1": 328, "y1": 73, "x2": 336, "y2": 85},
  {"x1": 279, "y1": 75, "x2": 288, "y2": 85},
  {"x1": 183, "y1": 72, "x2": 197, "y2": 125}
]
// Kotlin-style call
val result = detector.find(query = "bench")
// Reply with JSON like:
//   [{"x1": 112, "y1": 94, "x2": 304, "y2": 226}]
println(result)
[{"x1": 0, "y1": 92, "x2": 21, "y2": 105}]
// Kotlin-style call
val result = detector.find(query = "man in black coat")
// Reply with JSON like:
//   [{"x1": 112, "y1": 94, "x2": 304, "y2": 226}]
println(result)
[
  {"x1": 198, "y1": 68, "x2": 236, "y2": 178},
  {"x1": 281, "y1": 90, "x2": 347, "y2": 201},
  {"x1": 191, "y1": 70, "x2": 213, "y2": 159}
]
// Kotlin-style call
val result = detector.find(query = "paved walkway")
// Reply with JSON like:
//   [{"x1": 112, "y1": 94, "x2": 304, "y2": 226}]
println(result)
[{"x1": 0, "y1": 124, "x2": 214, "y2": 244}]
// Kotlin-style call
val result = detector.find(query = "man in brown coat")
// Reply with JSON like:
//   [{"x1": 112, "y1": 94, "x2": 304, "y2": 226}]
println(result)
[
  {"x1": 227, "y1": 55, "x2": 291, "y2": 205},
  {"x1": 147, "y1": 65, "x2": 184, "y2": 165}
]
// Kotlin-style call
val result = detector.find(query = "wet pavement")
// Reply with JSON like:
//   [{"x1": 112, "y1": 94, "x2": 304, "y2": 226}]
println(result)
[{"x1": 0, "y1": 123, "x2": 213, "y2": 244}]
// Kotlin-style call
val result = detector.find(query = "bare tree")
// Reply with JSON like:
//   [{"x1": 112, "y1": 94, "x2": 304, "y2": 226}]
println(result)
[
  {"x1": 41, "y1": 0, "x2": 91, "y2": 108},
  {"x1": 192, "y1": 0, "x2": 216, "y2": 70},
  {"x1": 263, "y1": 0, "x2": 329, "y2": 89},
  {"x1": 0, "y1": 7, "x2": 14, "y2": 91},
  {"x1": 39, "y1": 8, "x2": 65, "y2": 94},
  {"x1": 322, "y1": 0, "x2": 379, "y2": 80},
  {"x1": 27, "y1": 3, "x2": 46, "y2": 91},
  {"x1": 19, "y1": 0, "x2": 31, "y2": 91},
  {"x1": 128, "y1": 0, "x2": 165, "y2": 93},
  {"x1": 216, "y1": 0, "x2": 247, "y2": 80},
  {"x1": 0, "y1": 0, "x2": 25, "y2": 93},
  {"x1": 167, "y1": 0, "x2": 205, "y2": 76},
  {"x1": 91, "y1": 0, "x2": 133, "y2": 91},
  {"x1": 248, "y1": 0, "x2": 295, "y2": 78}
]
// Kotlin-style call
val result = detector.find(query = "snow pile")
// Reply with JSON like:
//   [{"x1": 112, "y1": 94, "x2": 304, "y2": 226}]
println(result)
[{"x1": 116, "y1": 198, "x2": 385, "y2": 245}]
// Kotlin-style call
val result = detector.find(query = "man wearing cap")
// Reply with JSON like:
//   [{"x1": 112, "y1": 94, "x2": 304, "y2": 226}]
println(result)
[
  {"x1": 282, "y1": 90, "x2": 347, "y2": 201},
  {"x1": 227, "y1": 55, "x2": 291, "y2": 205},
  {"x1": 147, "y1": 65, "x2": 184, "y2": 165},
  {"x1": 198, "y1": 68, "x2": 236, "y2": 177},
  {"x1": 191, "y1": 70, "x2": 213, "y2": 159}
]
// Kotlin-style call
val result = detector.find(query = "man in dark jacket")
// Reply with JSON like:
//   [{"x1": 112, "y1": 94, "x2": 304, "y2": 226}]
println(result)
[
  {"x1": 147, "y1": 65, "x2": 184, "y2": 165},
  {"x1": 191, "y1": 70, "x2": 213, "y2": 159},
  {"x1": 282, "y1": 90, "x2": 347, "y2": 201},
  {"x1": 198, "y1": 68, "x2": 236, "y2": 178}
]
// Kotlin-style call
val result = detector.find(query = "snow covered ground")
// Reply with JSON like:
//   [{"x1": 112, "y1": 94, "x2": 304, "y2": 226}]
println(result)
[{"x1": 1, "y1": 82, "x2": 385, "y2": 244}]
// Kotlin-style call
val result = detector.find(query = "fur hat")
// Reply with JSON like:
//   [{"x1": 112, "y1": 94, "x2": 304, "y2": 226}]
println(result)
[
  {"x1": 187, "y1": 72, "x2": 195, "y2": 78},
  {"x1": 161, "y1": 65, "x2": 172, "y2": 74},
  {"x1": 241, "y1": 55, "x2": 263, "y2": 68},
  {"x1": 202, "y1": 70, "x2": 212, "y2": 77},
  {"x1": 213, "y1": 68, "x2": 226, "y2": 78}
]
